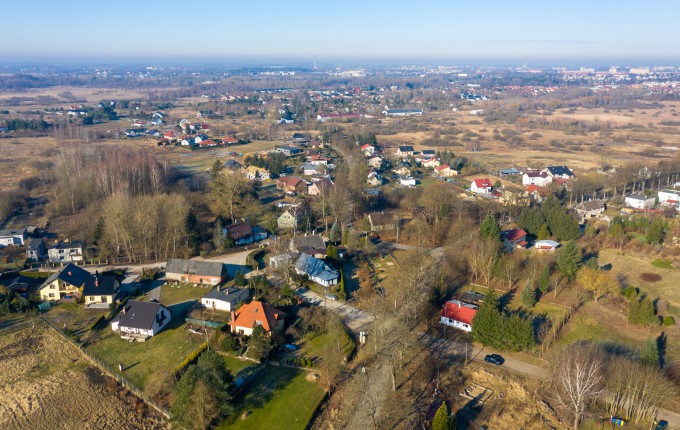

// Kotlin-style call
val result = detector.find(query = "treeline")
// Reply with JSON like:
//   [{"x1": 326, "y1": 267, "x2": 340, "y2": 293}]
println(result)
[{"x1": 1, "y1": 118, "x2": 51, "y2": 136}]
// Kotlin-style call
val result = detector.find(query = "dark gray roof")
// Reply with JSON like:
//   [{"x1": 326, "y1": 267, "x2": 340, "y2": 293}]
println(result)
[
  {"x1": 41, "y1": 263, "x2": 90, "y2": 290},
  {"x1": 116, "y1": 300, "x2": 169, "y2": 330},
  {"x1": 0, "y1": 228, "x2": 27, "y2": 237},
  {"x1": 546, "y1": 166, "x2": 574, "y2": 177},
  {"x1": 203, "y1": 287, "x2": 248, "y2": 302},
  {"x1": 421, "y1": 149, "x2": 436, "y2": 155},
  {"x1": 166, "y1": 259, "x2": 226, "y2": 278},
  {"x1": 224, "y1": 160, "x2": 243, "y2": 170},
  {"x1": 51, "y1": 240, "x2": 84, "y2": 250},
  {"x1": 291, "y1": 235, "x2": 325, "y2": 253},
  {"x1": 398, "y1": 146, "x2": 414, "y2": 152},
  {"x1": 82, "y1": 275, "x2": 119, "y2": 297},
  {"x1": 28, "y1": 237, "x2": 44, "y2": 250}
]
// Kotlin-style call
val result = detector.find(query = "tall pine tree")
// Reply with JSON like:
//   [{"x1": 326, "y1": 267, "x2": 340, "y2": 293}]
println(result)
[
  {"x1": 432, "y1": 401, "x2": 450, "y2": 430},
  {"x1": 521, "y1": 281, "x2": 537, "y2": 307},
  {"x1": 557, "y1": 241, "x2": 581, "y2": 280},
  {"x1": 480, "y1": 213, "x2": 501, "y2": 241}
]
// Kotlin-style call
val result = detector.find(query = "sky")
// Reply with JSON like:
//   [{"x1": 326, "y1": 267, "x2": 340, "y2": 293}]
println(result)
[{"x1": 2, "y1": 0, "x2": 679, "y2": 66}]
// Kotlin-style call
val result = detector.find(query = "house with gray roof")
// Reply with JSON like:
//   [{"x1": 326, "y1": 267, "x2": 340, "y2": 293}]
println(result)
[
  {"x1": 0, "y1": 227, "x2": 27, "y2": 247},
  {"x1": 38, "y1": 263, "x2": 91, "y2": 301},
  {"x1": 26, "y1": 237, "x2": 46, "y2": 261},
  {"x1": 290, "y1": 235, "x2": 325, "y2": 254},
  {"x1": 111, "y1": 300, "x2": 170, "y2": 339},
  {"x1": 165, "y1": 259, "x2": 227, "y2": 285},
  {"x1": 294, "y1": 253, "x2": 339, "y2": 287},
  {"x1": 48, "y1": 240, "x2": 85, "y2": 263},
  {"x1": 201, "y1": 287, "x2": 250, "y2": 312}
]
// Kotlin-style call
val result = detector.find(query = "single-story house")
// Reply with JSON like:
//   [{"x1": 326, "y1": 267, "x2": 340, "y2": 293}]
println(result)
[
  {"x1": 470, "y1": 178, "x2": 493, "y2": 194},
  {"x1": 0, "y1": 227, "x2": 27, "y2": 247},
  {"x1": 385, "y1": 109, "x2": 423, "y2": 116},
  {"x1": 534, "y1": 240, "x2": 560, "y2": 252},
  {"x1": 48, "y1": 240, "x2": 85, "y2": 263},
  {"x1": 574, "y1": 200, "x2": 605, "y2": 222},
  {"x1": 399, "y1": 176, "x2": 416, "y2": 187},
  {"x1": 294, "y1": 253, "x2": 339, "y2": 287},
  {"x1": 245, "y1": 165, "x2": 271, "y2": 181},
  {"x1": 396, "y1": 146, "x2": 415, "y2": 157},
  {"x1": 230, "y1": 300, "x2": 285, "y2": 336},
  {"x1": 301, "y1": 164, "x2": 324, "y2": 176},
  {"x1": 111, "y1": 300, "x2": 170, "y2": 338},
  {"x1": 201, "y1": 287, "x2": 250, "y2": 312},
  {"x1": 307, "y1": 154, "x2": 329, "y2": 165},
  {"x1": 292, "y1": 133, "x2": 311, "y2": 144},
  {"x1": 367, "y1": 212, "x2": 398, "y2": 231},
  {"x1": 165, "y1": 259, "x2": 227, "y2": 285},
  {"x1": 82, "y1": 273, "x2": 120, "y2": 305},
  {"x1": 277, "y1": 176, "x2": 308, "y2": 194},
  {"x1": 361, "y1": 144, "x2": 376, "y2": 156},
  {"x1": 290, "y1": 235, "x2": 325, "y2": 254},
  {"x1": 38, "y1": 263, "x2": 91, "y2": 301},
  {"x1": 624, "y1": 195, "x2": 655, "y2": 210},
  {"x1": 276, "y1": 146, "x2": 303, "y2": 156},
  {"x1": 224, "y1": 160, "x2": 244, "y2": 173},
  {"x1": 522, "y1": 171, "x2": 552, "y2": 187},
  {"x1": 440, "y1": 300, "x2": 478, "y2": 332}
]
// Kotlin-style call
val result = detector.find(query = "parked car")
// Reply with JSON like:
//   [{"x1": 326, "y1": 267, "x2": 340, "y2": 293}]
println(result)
[
  {"x1": 484, "y1": 354, "x2": 505, "y2": 365},
  {"x1": 654, "y1": 420, "x2": 668, "y2": 430},
  {"x1": 325, "y1": 294, "x2": 338, "y2": 301},
  {"x1": 282, "y1": 343, "x2": 298, "y2": 351}
]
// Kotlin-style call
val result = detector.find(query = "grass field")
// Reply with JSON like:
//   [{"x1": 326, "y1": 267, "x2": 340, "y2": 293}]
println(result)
[
  {"x1": 219, "y1": 366, "x2": 325, "y2": 430},
  {"x1": 221, "y1": 354, "x2": 256, "y2": 376},
  {"x1": 159, "y1": 283, "x2": 213, "y2": 306},
  {"x1": 86, "y1": 323, "x2": 201, "y2": 396}
]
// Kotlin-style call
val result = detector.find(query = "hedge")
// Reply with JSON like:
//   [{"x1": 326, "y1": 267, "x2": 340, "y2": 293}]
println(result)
[
  {"x1": 173, "y1": 342, "x2": 208, "y2": 376},
  {"x1": 246, "y1": 249, "x2": 265, "y2": 270}
]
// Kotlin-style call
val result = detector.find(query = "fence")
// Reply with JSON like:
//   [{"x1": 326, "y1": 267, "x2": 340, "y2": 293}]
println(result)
[{"x1": 37, "y1": 315, "x2": 172, "y2": 419}]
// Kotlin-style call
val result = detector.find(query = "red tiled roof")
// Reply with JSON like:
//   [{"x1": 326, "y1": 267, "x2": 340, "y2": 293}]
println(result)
[
  {"x1": 223, "y1": 136, "x2": 238, "y2": 143},
  {"x1": 472, "y1": 178, "x2": 492, "y2": 188},
  {"x1": 442, "y1": 301, "x2": 477, "y2": 325},
  {"x1": 527, "y1": 185, "x2": 540, "y2": 193},
  {"x1": 435, "y1": 164, "x2": 450, "y2": 171},
  {"x1": 226, "y1": 223, "x2": 252, "y2": 240},
  {"x1": 233, "y1": 300, "x2": 285, "y2": 333},
  {"x1": 278, "y1": 176, "x2": 304, "y2": 187},
  {"x1": 503, "y1": 228, "x2": 528, "y2": 242}
]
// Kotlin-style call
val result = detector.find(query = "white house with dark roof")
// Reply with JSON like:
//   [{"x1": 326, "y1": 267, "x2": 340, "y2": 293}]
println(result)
[
  {"x1": 201, "y1": 287, "x2": 250, "y2": 312},
  {"x1": 522, "y1": 171, "x2": 553, "y2": 187},
  {"x1": 295, "y1": 253, "x2": 339, "y2": 287},
  {"x1": 625, "y1": 195, "x2": 655, "y2": 209},
  {"x1": 111, "y1": 300, "x2": 170, "y2": 339},
  {"x1": 0, "y1": 228, "x2": 27, "y2": 247},
  {"x1": 543, "y1": 166, "x2": 574, "y2": 179}
]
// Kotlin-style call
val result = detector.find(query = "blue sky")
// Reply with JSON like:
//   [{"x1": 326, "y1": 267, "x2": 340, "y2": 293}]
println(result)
[{"x1": 2, "y1": 0, "x2": 679, "y2": 65}]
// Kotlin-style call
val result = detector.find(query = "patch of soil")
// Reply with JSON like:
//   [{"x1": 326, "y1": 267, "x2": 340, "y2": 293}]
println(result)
[{"x1": 640, "y1": 273, "x2": 662, "y2": 282}]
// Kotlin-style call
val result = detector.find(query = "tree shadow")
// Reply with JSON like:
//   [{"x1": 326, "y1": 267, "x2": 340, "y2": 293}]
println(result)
[
  {"x1": 498, "y1": 289, "x2": 516, "y2": 310},
  {"x1": 457, "y1": 390, "x2": 488, "y2": 430},
  {"x1": 658, "y1": 332, "x2": 667, "y2": 369}
]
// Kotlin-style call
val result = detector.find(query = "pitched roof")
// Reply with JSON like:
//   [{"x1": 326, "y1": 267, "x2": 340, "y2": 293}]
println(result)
[
  {"x1": 116, "y1": 300, "x2": 169, "y2": 330},
  {"x1": 295, "y1": 253, "x2": 339, "y2": 282},
  {"x1": 525, "y1": 171, "x2": 549, "y2": 178},
  {"x1": 233, "y1": 300, "x2": 285, "y2": 332},
  {"x1": 40, "y1": 263, "x2": 91, "y2": 290},
  {"x1": 472, "y1": 178, "x2": 493, "y2": 188},
  {"x1": 442, "y1": 300, "x2": 477, "y2": 325},
  {"x1": 51, "y1": 240, "x2": 84, "y2": 250},
  {"x1": 27, "y1": 237, "x2": 44, "y2": 250},
  {"x1": 0, "y1": 227, "x2": 26, "y2": 237},
  {"x1": 291, "y1": 235, "x2": 325, "y2": 253},
  {"x1": 435, "y1": 164, "x2": 451, "y2": 171},
  {"x1": 575, "y1": 199, "x2": 605, "y2": 211},
  {"x1": 82, "y1": 275, "x2": 119, "y2": 297},
  {"x1": 534, "y1": 240, "x2": 560, "y2": 249},
  {"x1": 226, "y1": 223, "x2": 253, "y2": 241},
  {"x1": 278, "y1": 176, "x2": 305, "y2": 187},
  {"x1": 224, "y1": 160, "x2": 243, "y2": 170},
  {"x1": 165, "y1": 259, "x2": 225, "y2": 278},
  {"x1": 546, "y1": 166, "x2": 574, "y2": 177},
  {"x1": 398, "y1": 145, "x2": 414, "y2": 152},
  {"x1": 502, "y1": 228, "x2": 528, "y2": 242},
  {"x1": 203, "y1": 286, "x2": 248, "y2": 302}
]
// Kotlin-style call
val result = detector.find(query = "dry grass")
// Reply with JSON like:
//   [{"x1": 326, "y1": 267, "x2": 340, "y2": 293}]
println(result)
[{"x1": 0, "y1": 325, "x2": 167, "y2": 430}]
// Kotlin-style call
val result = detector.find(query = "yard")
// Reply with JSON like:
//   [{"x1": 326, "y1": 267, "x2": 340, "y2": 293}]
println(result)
[
  {"x1": 221, "y1": 354, "x2": 256, "y2": 377},
  {"x1": 158, "y1": 282, "x2": 213, "y2": 306},
  {"x1": 218, "y1": 366, "x2": 325, "y2": 430},
  {"x1": 41, "y1": 302, "x2": 107, "y2": 338},
  {"x1": 86, "y1": 321, "x2": 202, "y2": 397}
]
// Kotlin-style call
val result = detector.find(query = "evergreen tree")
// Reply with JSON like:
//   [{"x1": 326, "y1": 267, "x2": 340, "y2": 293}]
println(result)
[
  {"x1": 521, "y1": 281, "x2": 537, "y2": 307},
  {"x1": 213, "y1": 219, "x2": 224, "y2": 251},
  {"x1": 640, "y1": 336, "x2": 660, "y2": 367},
  {"x1": 93, "y1": 217, "x2": 105, "y2": 244},
  {"x1": 550, "y1": 211, "x2": 580, "y2": 241},
  {"x1": 647, "y1": 219, "x2": 665, "y2": 245},
  {"x1": 247, "y1": 325, "x2": 273, "y2": 362},
  {"x1": 517, "y1": 207, "x2": 545, "y2": 235},
  {"x1": 556, "y1": 241, "x2": 581, "y2": 280},
  {"x1": 326, "y1": 244, "x2": 339, "y2": 261},
  {"x1": 449, "y1": 412, "x2": 458, "y2": 430},
  {"x1": 480, "y1": 213, "x2": 501, "y2": 240},
  {"x1": 628, "y1": 296, "x2": 659, "y2": 328},
  {"x1": 537, "y1": 223, "x2": 550, "y2": 240},
  {"x1": 210, "y1": 159, "x2": 224, "y2": 178},
  {"x1": 537, "y1": 265, "x2": 551, "y2": 294},
  {"x1": 505, "y1": 313, "x2": 536, "y2": 351},
  {"x1": 329, "y1": 222, "x2": 340, "y2": 243},
  {"x1": 233, "y1": 270, "x2": 246, "y2": 287},
  {"x1": 432, "y1": 401, "x2": 450, "y2": 430},
  {"x1": 472, "y1": 291, "x2": 502, "y2": 347}
]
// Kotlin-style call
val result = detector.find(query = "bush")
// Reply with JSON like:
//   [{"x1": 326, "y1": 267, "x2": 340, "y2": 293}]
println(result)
[
  {"x1": 663, "y1": 316, "x2": 676, "y2": 326},
  {"x1": 246, "y1": 249, "x2": 264, "y2": 270},
  {"x1": 623, "y1": 286, "x2": 638, "y2": 300},
  {"x1": 173, "y1": 342, "x2": 208, "y2": 376}
]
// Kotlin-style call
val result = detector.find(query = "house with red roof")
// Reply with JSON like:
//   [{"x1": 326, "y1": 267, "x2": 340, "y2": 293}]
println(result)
[
  {"x1": 222, "y1": 136, "x2": 238, "y2": 145},
  {"x1": 501, "y1": 228, "x2": 528, "y2": 251},
  {"x1": 361, "y1": 144, "x2": 376, "y2": 156},
  {"x1": 230, "y1": 300, "x2": 286, "y2": 336},
  {"x1": 522, "y1": 171, "x2": 552, "y2": 187},
  {"x1": 470, "y1": 178, "x2": 493, "y2": 194},
  {"x1": 434, "y1": 164, "x2": 458, "y2": 178},
  {"x1": 276, "y1": 176, "x2": 308, "y2": 194},
  {"x1": 440, "y1": 300, "x2": 478, "y2": 332}
]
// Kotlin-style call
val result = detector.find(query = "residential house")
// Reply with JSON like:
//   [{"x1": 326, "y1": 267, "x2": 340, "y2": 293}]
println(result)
[
  {"x1": 0, "y1": 228, "x2": 27, "y2": 247},
  {"x1": 534, "y1": 240, "x2": 560, "y2": 252},
  {"x1": 499, "y1": 187, "x2": 530, "y2": 207},
  {"x1": 361, "y1": 144, "x2": 376, "y2": 156},
  {"x1": 499, "y1": 168, "x2": 522, "y2": 177},
  {"x1": 658, "y1": 189, "x2": 680, "y2": 205},
  {"x1": 367, "y1": 171, "x2": 383, "y2": 186},
  {"x1": 48, "y1": 240, "x2": 85, "y2": 263},
  {"x1": 277, "y1": 176, "x2": 308, "y2": 194},
  {"x1": 399, "y1": 176, "x2": 416, "y2": 187},
  {"x1": 196, "y1": 139, "x2": 218, "y2": 148},
  {"x1": 434, "y1": 165, "x2": 457, "y2": 178},
  {"x1": 544, "y1": 166, "x2": 575, "y2": 180},
  {"x1": 421, "y1": 157, "x2": 441, "y2": 168},
  {"x1": 574, "y1": 200, "x2": 605, "y2": 222},
  {"x1": 26, "y1": 237, "x2": 46, "y2": 261},
  {"x1": 307, "y1": 154, "x2": 329, "y2": 165},
  {"x1": 290, "y1": 235, "x2": 326, "y2": 254},
  {"x1": 245, "y1": 165, "x2": 271, "y2": 181},
  {"x1": 165, "y1": 259, "x2": 227, "y2": 285},
  {"x1": 421, "y1": 149, "x2": 436, "y2": 157},
  {"x1": 38, "y1": 263, "x2": 90, "y2": 301},
  {"x1": 180, "y1": 137, "x2": 195, "y2": 146},
  {"x1": 501, "y1": 229, "x2": 528, "y2": 251},
  {"x1": 292, "y1": 133, "x2": 311, "y2": 144},
  {"x1": 224, "y1": 160, "x2": 244, "y2": 173},
  {"x1": 278, "y1": 209, "x2": 300, "y2": 230},
  {"x1": 440, "y1": 300, "x2": 478, "y2": 332},
  {"x1": 277, "y1": 146, "x2": 303, "y2": 156},
  {"x1": 82, "y1": 273, "x2": 120, "y2": 305},
  {"x1": 526, "y1": 185, "x2": 544, "y2": 203},
  {"x1": 625, "y1": 195, "x2": 656, "y2": 209},
  {"x1": 366, "y1": 155, "x2": 383, "y2": 169},
  {"x1": 269, "y1": 252, "x2": 300, "y2": 269},
  {"x1": 201, "y1": 286, "x2": 250, "y2": 312},
  {"x1": 308, "y1": 178, "x2": 334, "y2": 196},
  {"x1": 396, "y1": 146, "x2": 415, "y2": 158},
  {"x1": 224, "y1": 222, "x2": 255, "y2": 246},
  {"x1": 367, "y1": 212, "x2": 398, "y2": 231},
  {"x1": 294, "y1": 253, "x2": 339, "y2": 287},
  {"x1": 470, "y1": 178, "x2": 493, "y2": 194},
  {"x1": 230, "y1": 300, "x2": 286, "y2": 336},
  {"x1": 522, "y1": 171, "x2": 553, "y2": 187},
  {"x1": 124, "y1": 128, "x2": 147, "y2": 137},
  {"x1": 301, "y1": 164, "x2": 324, "y2": 176},
  {"x1": 162, "y1": 131, "x2": 178, "y2": 142},
  {"x1": 111, "y1": 300, "x2": 171, "y2": 338},
  {"x1": 222, "y1": 136, "x2": 239, "y2": 145}
]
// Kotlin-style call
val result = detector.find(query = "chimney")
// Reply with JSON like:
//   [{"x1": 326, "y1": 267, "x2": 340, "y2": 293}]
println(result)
[
  {"x1": 68, "y1": 271, "x2": 72, "y2": 276},
  {"x1": 95, "y1": 271, "x2": 99, "y2": 287},
  {"x1": 230, "y1": 310, "x2": 236, "y2": 333}
]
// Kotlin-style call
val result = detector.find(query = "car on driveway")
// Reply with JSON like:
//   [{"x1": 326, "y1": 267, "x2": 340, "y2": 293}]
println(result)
[
  {"x1": 654, "y1": 420, "x2": 668, "y2": 430},
  {"x1": 325, "y1": 294, "x2": 338, "y2": 301},
  {"x1": 484, "y1": 354, "x2": 505, "y2": 365}
]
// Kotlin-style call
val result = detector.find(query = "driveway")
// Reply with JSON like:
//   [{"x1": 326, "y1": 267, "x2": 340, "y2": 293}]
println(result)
[{"x1": 296, "y1": 288, "x2": 374, "y2": 333}]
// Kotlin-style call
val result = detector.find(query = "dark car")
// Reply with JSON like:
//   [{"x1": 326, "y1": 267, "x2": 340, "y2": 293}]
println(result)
[
  {"x1": 484, "y1": 354, "x2": 505, "y2": 365},
  {"x1": 655, "y1": 420, "x2": 668, "y2": 430}
]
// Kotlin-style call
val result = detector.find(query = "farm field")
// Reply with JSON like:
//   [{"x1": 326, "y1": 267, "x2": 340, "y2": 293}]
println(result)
[{"x1": 0, "y1": 325, "x2": 167, "y2": 430}]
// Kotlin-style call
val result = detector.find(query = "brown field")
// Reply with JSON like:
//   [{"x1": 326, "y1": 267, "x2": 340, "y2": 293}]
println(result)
[{"x1": 0, "y1": 324, "x2": 167, "y2": 430}]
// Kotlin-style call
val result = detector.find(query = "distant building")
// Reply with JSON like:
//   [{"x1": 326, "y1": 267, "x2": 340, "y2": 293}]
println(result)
[
  {"x1": 396, "y1": 146, "x2": 415, "y2": 157},
  {"x1": 574, "y1": 200, "x2": 606, "y2": 222},
  {"x1": 26, "y1": 237, "x2": 46, "y2": 261},
  {"x1": 658, "y1": 189, "x2": 680, "y2": 205},
  {"x1": 534, "y1": 240, "x2": 560, "y2": 252},
  {"x1": 470, "y1": 178, "x2": 493, "y2": 194},
  {"x1": 522, "y1": 171, "x2": 552, "y2": 187},
  {"x1": 543, "y1": 166, "x2": 574, "y2": 180},
  {"x1": 276, "y1": 146, "x2": 303, "y2": 156},
  {"x1": 165, "y1": 259, "x2": 227, "y2": 285},
  {"x1": 625, "y1": 195, "x2": 655, "y2": 210},
  {"x1": 384, "y1": 109, "x2": 423, "y2": 116},
  {"x1": 440, "y1": 300, "x2": 478, "y2": 332},
  {"x1": 48, "y1": 240, "x2": 85, "y2": 263},
  {"x1": 0, "y1": 228, "x2": 27, "y2": 247}
]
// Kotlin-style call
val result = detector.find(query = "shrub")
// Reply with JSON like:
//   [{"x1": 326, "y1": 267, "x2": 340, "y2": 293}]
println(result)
[
  {"x1": 651, "y1": 259, "x2": 673, "y2": 269},
  {"x1": 623, "y1": 286, "x2": 638, "y2": 300},
  {"x1": 663, "y1": 316, "x2": 676, "y2": 326},
  {"x1": 173, "y1": 342, "x2": 208, "y2": 376}
]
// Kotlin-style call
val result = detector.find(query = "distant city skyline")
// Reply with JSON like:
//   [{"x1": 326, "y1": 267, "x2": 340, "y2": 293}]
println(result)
[{"x1": 2, "y1": 0, "x2": 679, "y2": 66}]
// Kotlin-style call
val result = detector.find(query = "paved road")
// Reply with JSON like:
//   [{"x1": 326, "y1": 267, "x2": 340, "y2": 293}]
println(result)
[{"x1": 296, "y1": 288, "x2": 374, "y2": 332}]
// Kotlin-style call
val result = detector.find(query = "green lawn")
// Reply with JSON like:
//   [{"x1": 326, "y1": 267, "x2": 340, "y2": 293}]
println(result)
[
  {"x1": 219, "y1": 366, "x2": 325, "y2": 430},
  {"x1": 86, "y1": 323, "x2": 201, "y2": 396},
  {"x1": 159, "y1": 283, "x2": 212, "y2": 306},
  {"x1": 297, "y1": 327, "x2": 355, "y2": 363},
  {"x1": 222, "y1": 354, "x2": 256, "y2": 376}
]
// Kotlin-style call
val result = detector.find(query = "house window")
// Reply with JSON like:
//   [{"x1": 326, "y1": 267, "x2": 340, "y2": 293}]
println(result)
[
  {"x1": 89, "y1": 297, "x2": 95, "y2": 301},
  {"x1": 102, "y1": 297, "x2": 107, "y2": 303},
  {"x1": 49, "y1": 293, "x2": 55, "y2": 298}
]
